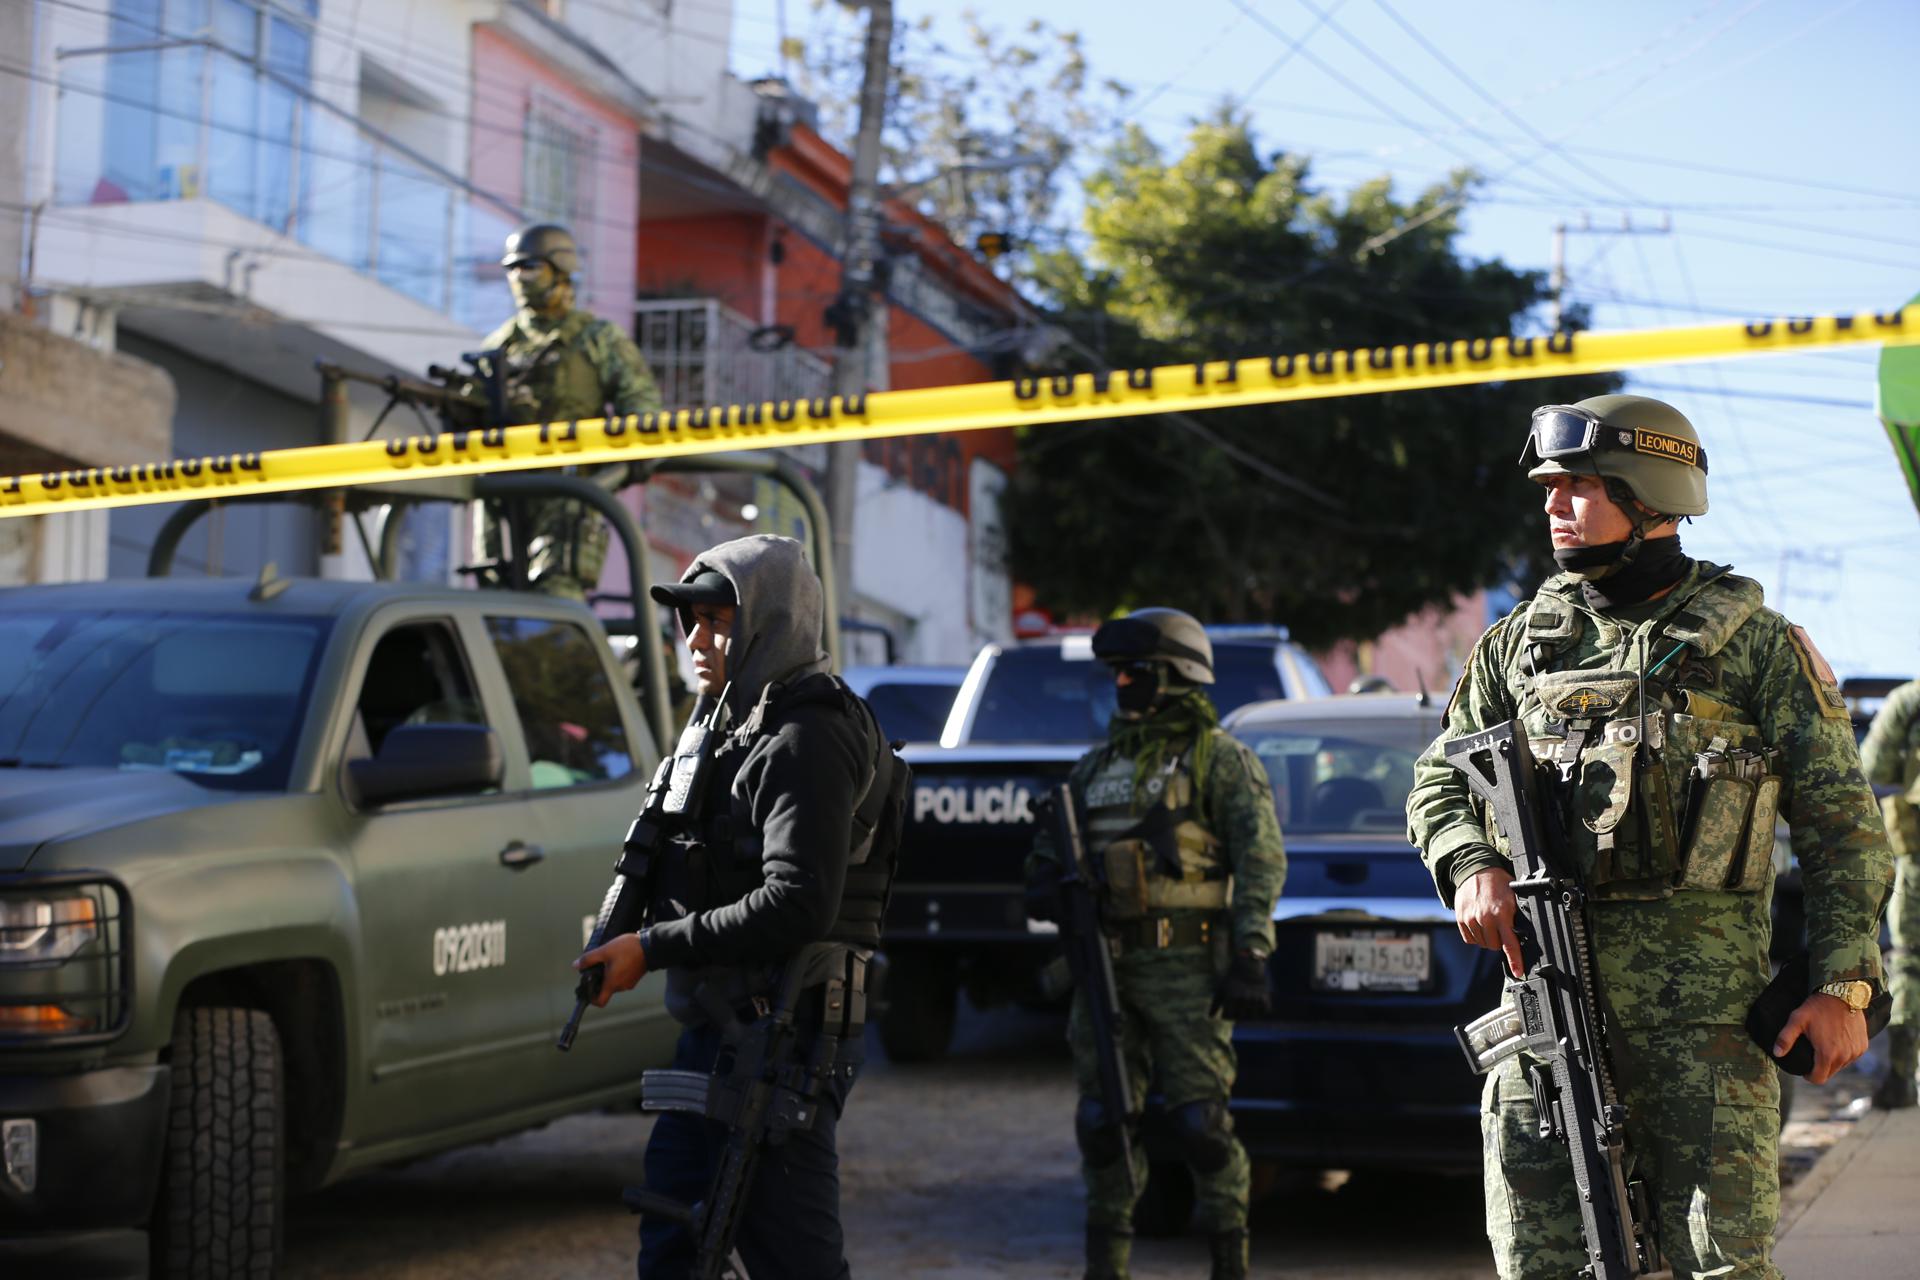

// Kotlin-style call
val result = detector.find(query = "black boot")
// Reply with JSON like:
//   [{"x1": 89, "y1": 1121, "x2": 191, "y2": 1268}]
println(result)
[
  {"x1": 1084, "y1": 1225, "x2": 1132, "y2": 1280},
  {"x1": 1875, "y1": 1025, "x2": 1918, "y2": 1110},
  {"x1": 1208, "y1": 1228, "x2": 1249, "y2": 1280}
]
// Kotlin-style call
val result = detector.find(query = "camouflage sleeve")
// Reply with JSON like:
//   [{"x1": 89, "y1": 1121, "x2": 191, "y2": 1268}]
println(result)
[
  {"x1": 1023, "y1": 751, "x2": 1100, "y2": 881},
  {"x1": 1747, "y1": 616, "x2": 1894, "y2": 988},
  {"x1": 591, "y1": 321, "x2": 662, "y2": 416},
  {"x1": 1860, "y1": 680, "x2": 1920, "y2": 790},
  {"x1": 1405, "y1": 611, "x2": 1524, "y2": 906},
  {"x1": 1210, "y1": 734, "x2": 1286, "y2": 955}
]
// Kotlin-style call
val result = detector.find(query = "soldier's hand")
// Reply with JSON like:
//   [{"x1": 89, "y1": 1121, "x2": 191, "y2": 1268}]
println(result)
[
  {"x1": 574, "y1": 932, "x2": 650, "y2": 1006},
  {"x1": 1212, "y1": 950, "x2": 1272, "y2": 1020},
  {"x1": 1775, "y1": 993, "x2": 1869, "y2": 1085},
  {"x1": 1458, "y1": 866, "x2": 1526, "y2": 979}
]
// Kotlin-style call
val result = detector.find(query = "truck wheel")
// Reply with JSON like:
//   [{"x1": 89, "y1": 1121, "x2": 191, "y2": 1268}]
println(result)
[
  {"x1": 1132, "y1": 1159, "x2": 1195, "y2": 1237},
  {"x1": 877, "y1": 949, "x2": 957, "y2": 1063},
  {"x1": 153, "y1": 1007, "x2": 285, "y2": 1279}
]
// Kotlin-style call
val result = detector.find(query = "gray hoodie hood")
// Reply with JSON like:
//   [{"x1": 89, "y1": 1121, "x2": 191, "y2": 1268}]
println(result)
[{"x1": 674, "y1": 535, "x2": 830, "y2": 716}]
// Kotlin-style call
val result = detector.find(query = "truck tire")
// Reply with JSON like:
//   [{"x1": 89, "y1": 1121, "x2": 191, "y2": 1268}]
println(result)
[
  {"x1": 876, "y1": 949, "x2": 958, "y2": 1063},
  {"x1": 1132, "y1": 1159, "x2": 1195, "y2": 1237},
  {"x1": 153, "y1": 1007, "x2": 284, "y2": 1279}
]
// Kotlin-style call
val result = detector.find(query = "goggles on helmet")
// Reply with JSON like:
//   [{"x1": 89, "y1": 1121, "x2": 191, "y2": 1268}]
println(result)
[{"x1": 1520, "y1": 405, "x2": 1708, "y2": 474}]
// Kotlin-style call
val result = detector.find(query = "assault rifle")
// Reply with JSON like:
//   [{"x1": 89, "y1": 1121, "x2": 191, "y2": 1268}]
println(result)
[
  {"x1": 625, "y1": 942, "x2": 864, "y2": 1280},
  {"x1": 556, "y1": 685, "x2": 733, "y2": 1051},
  {"x1": 1040, "y1": 782, "x2": 1139, "y2": 1199},
  {"x1": 1445, "y1": 721, "x2": 1663, "y2": 1280}
]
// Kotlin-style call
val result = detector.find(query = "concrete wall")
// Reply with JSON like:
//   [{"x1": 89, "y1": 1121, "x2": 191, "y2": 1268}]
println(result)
[{"x1": 107, "y1": 332, "x2": 320, "y2": 581}]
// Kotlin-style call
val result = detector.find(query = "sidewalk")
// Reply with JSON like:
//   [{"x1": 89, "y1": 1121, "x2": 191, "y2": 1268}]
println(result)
[{"x1": 1775, "y1": 1105, "x2": 1920, "y2": 1274}]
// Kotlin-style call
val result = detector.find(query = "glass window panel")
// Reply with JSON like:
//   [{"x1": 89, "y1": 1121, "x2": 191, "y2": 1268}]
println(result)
[
  {"x1": 266, "y1": 14, "x2": 310, "y2": 80},
  {"x1": 484, "y1": 617, "x2": 633, "y2": 790},
  {"x1": 297, "y1": 109, "x2": 370, "y2": 267},
  {"x1": 212, "y1": 0, "x2": 256, "y2": 55},
  {"x1": 206, "y1": 46, "x2": 260, "y2": 218},
  {"x1": 374, "y1": 152, "x2": 449, "y2": 310}
]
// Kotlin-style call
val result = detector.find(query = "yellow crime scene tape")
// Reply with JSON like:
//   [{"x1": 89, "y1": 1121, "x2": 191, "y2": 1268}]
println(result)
[{"x1": 1, "y1": 308, "x2": 1912, "y2": 519}]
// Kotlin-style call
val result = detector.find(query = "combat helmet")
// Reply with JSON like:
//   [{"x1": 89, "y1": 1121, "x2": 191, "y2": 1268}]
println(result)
[
  {"x1": 1091, "y1": 608, "x2": 1214, "y2": 685},
  {"x1": 1521, "y1": 394, "x2": 1708, "y2": 517},
  {"x1": 502, "y1": 223, "x2": 581, "y2": 279}
]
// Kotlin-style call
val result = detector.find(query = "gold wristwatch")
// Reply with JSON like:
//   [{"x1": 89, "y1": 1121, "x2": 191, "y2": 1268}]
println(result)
[{"x1": 1816, "y1": 979, "x2": 1875, "y2": 1012}]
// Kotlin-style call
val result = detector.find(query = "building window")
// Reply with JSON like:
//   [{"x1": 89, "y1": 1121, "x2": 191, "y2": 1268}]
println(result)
[{"x1": 522, "y1": 95, "x2": 596, "y2": 264}]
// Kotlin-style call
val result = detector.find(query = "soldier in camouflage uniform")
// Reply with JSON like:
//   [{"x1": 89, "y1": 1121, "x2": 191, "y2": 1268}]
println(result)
[
  {"x1": 1861, "y1": 679, "x2": 1920, "y2": 1108},
  {"x1": 1025, "y1": 609, "x2": 1287, "y2": 1280},
  {"x1": 478, "y1": 223, "x2": 661, "y2": 600},
  {"x1": 1407, "y1": 395, "x2": 1892, "y2": 1279}
]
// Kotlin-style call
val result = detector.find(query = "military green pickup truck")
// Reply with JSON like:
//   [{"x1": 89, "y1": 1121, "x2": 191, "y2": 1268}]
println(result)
[{"x1": 0, "y1": 575, "x2": 675, "y2": 1277}]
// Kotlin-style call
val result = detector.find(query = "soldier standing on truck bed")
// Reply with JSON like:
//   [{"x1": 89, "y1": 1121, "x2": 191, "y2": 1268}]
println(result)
[
  {"x1": 1406, "y1": 394, "x2": 1892, "y2": 1278},
  {"x1": 477, "y1": 222, "x2": 661, "y2": 601},
  {"x1": 1025, "y1": 608, "x2": 1287, "y2": 1280}
]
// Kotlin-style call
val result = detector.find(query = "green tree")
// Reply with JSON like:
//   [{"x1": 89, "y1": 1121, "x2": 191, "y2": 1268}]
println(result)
[
  {"x1": 1009, "y1": 118, "x2": 1621, "y2": 648},
  {"x1": 782, "y1": 5, "x2": 1127, "y2": 276}
]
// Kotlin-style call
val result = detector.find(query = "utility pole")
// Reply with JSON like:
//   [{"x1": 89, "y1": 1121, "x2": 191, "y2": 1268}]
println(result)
[
  {"x1": 824, "y1": 0, "x2": 894, "y2": 638},
  {"x1": 1550, "y1": 211, "x2": 1672, "y2": 331}
]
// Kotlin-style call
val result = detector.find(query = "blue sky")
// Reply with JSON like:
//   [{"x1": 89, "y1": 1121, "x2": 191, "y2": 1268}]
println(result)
[{"x1": 725, "y1": 0, "x2": 1920, "y2": 678}]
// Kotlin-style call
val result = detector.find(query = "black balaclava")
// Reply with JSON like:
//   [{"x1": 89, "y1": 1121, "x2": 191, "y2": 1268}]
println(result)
[
  {"x1": 1113, "y1": 663, "x2": 1168, "y2": 719},
  {"x1": 1564, "y1": 533, "x2": 1693, "y2": 610}
]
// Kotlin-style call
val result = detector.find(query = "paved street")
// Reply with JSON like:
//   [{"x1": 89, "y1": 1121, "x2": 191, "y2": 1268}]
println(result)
[
  {"x1": 282, "y1": 1003, "x2": 1886, "y2": 1279},
  {"x1": 283, "y1": 1005, "x2": 1491, "y2": 1279}
]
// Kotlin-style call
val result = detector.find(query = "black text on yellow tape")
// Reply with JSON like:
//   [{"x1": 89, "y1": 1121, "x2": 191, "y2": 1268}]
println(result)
[{"x1": 2, "y1": 309, "x2": 1912, "y2": 519}]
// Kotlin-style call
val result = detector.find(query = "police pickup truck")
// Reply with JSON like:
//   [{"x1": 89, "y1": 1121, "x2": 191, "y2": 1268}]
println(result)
[
  {"x1": 878, "y1": 628, "x2": 1330, "y2": 1062},
  {"x1": 0, "y1": 576, "x2": 673, "y2": 1278}
]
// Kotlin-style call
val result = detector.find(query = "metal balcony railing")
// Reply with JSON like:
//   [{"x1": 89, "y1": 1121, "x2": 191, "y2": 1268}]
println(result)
[{"x1": 634, "y1": 299, "x2": 833, "y2": 411}]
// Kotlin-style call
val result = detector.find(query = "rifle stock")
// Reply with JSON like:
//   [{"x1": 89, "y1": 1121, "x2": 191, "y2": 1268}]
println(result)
[
  {"x1": 1044, "y1": 782, "x2": 1139, "y2": 1199},
  {"x1": 1443, "y1": 721, "x2": 1663, "y2": 1279}
]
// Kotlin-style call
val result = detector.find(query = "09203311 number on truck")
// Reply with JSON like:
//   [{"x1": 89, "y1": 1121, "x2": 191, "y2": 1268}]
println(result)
[
  {"x1": 0, "y1": 575, "x2": 675, "y2": 1279},
  {"x1": 877, "y1": 626, "x2": 1330, "y2": 1064}
]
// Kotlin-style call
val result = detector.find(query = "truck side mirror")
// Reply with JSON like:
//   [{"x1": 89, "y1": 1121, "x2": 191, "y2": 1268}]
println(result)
[{"x1": 347, "y1": 723, "x2": 503, "y2": 807}]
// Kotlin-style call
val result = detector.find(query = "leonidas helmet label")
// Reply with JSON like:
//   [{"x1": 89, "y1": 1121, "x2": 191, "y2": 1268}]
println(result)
[{"x1": 1633, "y1": 427, "x2": 1701, "y2": 468}]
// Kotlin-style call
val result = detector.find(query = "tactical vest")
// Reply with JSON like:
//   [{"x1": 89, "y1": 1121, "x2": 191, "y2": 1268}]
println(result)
[
  {"x1": 1505, "y1": 566, "x2": 1780, "y2": 900},
  {"x1": 1082, "y1": 739, "x2": 1230, "y2": 920},
  {"x1": 677, "y1": 675, "x2": 909, "y2": 949},
  {"x1": 495, "y1": 312, "x2": 609, "y2": 423}
]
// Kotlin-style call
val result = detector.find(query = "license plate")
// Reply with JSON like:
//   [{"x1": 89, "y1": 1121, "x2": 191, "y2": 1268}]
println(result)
[{"x1": 1312, "y1": 929, "x2": 1432, "y2": 992}]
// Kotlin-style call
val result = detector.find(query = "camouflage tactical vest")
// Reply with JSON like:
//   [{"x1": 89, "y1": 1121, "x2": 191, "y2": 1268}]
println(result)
[
  {"x1": 1502, "y1": 566, "x2": 1780, "y2": 901},
  {"x1": 496, "y1": 311, "x2": 608, "y2": 423},
  {"x1": 1082, "y1": 742, "x2": 1230, "y2": 919}
]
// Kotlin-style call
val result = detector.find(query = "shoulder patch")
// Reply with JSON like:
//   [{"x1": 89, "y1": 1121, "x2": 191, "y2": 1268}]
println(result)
[{"x1": 1788, "y1": 625, "x2": 1850, "y2": 721}]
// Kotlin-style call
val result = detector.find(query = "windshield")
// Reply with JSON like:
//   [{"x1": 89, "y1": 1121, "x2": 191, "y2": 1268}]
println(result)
[
  {"x1": 967, "y1": 643, "x2": 1289, "y2": 743},
  {"x1": 0, "y1": 610, "x2": 332, "y2": 791},
  {"x1": 1236, "y1": 715, "x2": 1434, "y2": 835},
  {"x1": 865, "y1": 680, "x2": 961, "y2": 744}
]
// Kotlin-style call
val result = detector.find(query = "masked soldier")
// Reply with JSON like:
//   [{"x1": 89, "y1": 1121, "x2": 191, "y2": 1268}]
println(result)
[
  {"x1": 575, "y1": 534, "x2": 904, "y2": 1279},
  {"x1": 1407, "y1": 394, "x2": 1892, "y2": 1278},
  {"x1": 1025, "y1": 609, "x2": 1286, "y2": 1280},
  {"x1": 478, "y1": 222, "x2": 661, "y2": 600},
  {"x1": 1862, "y1": 679, "x2": 1920, "y2": 1108}
]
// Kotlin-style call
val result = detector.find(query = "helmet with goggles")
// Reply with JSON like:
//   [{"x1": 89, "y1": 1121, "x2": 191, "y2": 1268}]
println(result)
[
  {"x1": 1090, "y1": 608, "x2": 1214, "y2": 685},
  {"x1": 1521, "y1": 394, "x2": 1708, "y2": 518}
]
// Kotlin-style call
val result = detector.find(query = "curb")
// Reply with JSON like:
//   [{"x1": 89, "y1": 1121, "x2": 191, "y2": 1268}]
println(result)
[{"x1": 1775, "y1": 1107, "x2": 1887, "y2": 1240}]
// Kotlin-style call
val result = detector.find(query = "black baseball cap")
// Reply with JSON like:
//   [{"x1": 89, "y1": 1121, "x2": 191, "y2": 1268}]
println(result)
[{"x1": 649, "y1": 569, "x2": 736, "y2": 615}]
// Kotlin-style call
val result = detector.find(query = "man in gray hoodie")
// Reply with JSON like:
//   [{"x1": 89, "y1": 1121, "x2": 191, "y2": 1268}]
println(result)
[{"x1": 576, "y1": 534, "x2": 901, "y2": 1280}]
